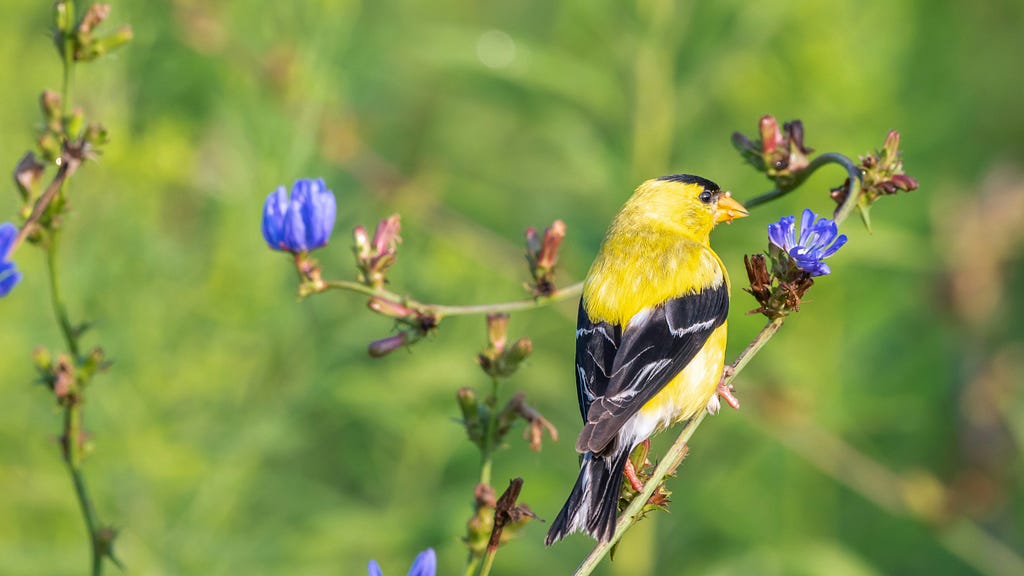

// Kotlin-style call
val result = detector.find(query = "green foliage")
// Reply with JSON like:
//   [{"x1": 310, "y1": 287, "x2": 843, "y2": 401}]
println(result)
[{"x1": 1, "y1": 0, "x2": 1023, "y2": 574}]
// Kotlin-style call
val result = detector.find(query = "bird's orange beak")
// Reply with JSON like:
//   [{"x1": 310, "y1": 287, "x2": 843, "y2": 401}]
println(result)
[{"x1": 714, "y1": 192, "x2": 749, "y2": 224}]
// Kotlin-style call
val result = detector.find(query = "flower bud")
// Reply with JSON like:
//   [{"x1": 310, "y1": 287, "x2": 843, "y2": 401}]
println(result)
[
  {"x1": 78, "y1": 25, "x2": 133, "y2": 61},
  {"x1": 456, "y1": 387, "x2": 484, "y2": 446},
  {"x1": 368, "y1": 333, "x2": 407, "y2": 358},
  {"x1": 367, "y1": 296, "x2": 413, "y2": 319},
  {"x1": 83, "y1": 123, "x2": 109, "y2": 147},
  {"x1": 525, "y1": 220, "x2": 566, "y2": 297},
  {"x1": 372, "y1": 214, "x2": 401, "y2": 258},
  {"x1": 485, "y1": 313, "x2": 509, "y2": 352},
  {"x1": 78, "y1": 4, "x2": 111, "y2": 35},
  {"x1": 261, "y1": 178, "x2": 337, "y2": 253},
  {"x1": 14, "y1": 152, "x2": 46, "y2": 202},
  {"x1": 353, "y1": 215, "x2": 401, "y2": 288}
]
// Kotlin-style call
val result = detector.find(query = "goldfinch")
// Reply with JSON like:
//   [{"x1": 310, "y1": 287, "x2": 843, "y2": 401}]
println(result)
[{"x1": 546, "y1": 174, "x2": 747, "y2": 545}]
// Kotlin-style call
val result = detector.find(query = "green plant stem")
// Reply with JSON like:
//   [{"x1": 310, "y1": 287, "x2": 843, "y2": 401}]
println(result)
[
  {"x1": 574, "y1": 153, "x2": 861, "y2": 575},
  {"x1": 477, "y1": 547, "x2": 498, "y2": 576},
  {"x1": 48, "y1": 236, "x2": 104, "y2": 576},
  {"x1": 51, "y1": 10, "x2": 104, "y2": 571},
  {"x1": 573, "y1": 317, "x2": 785, "y2": 576},
  {"x1": 322, "y1": 279, "x2": 584, "y2": 319},
  {"x1": 46, "y1": 236, "x2": 78, "y2": 356},
  {"x1": 65, "y1": 403, "x2": 101, "y2": 575},
  {"x1": 479, "y1": 377, "x2": 501, "y2": 488}
]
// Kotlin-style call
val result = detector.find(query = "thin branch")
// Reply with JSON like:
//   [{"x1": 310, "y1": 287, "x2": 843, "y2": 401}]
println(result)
[{"x1": 322, "y1": 279, "x2": 584, "y2": 319}]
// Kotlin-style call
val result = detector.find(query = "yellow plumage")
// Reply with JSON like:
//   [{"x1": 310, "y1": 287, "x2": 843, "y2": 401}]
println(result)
[{"x1": 547, "y1": 174, "x2": 746, "y2": 545}]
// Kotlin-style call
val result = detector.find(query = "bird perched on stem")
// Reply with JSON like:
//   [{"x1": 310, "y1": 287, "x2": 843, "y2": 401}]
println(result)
[{"x1": 546, "y1": 174, "x2": 747, "y2": 545}]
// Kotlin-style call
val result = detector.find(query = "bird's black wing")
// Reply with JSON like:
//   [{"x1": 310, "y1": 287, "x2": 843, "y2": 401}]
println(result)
[
  {"x1": 575, "y1": 283, "x2": 729, "y2": 454},
  {"x1": 574, "y1": 299, "x2": 621, "y2": 422}
]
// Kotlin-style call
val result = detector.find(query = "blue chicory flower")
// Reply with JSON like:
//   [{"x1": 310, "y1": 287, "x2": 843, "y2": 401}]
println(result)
[
  {"x1": 0, "y1": 222, "x2": 23, "y2": 297},
  {"x1": 768, "y1": 208, "x2": 848, "y2": 276},
  {"x1": 262, "y1": 178, "x2": 337, "y2": 253},
  {"x1": 368, "y1": 548, "x2": 436, "y2": 576}
]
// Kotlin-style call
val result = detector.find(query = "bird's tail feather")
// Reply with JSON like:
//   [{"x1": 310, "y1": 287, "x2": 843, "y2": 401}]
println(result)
[{"x1": 545, "y1": 446, "x2": 632, "y2": 545}]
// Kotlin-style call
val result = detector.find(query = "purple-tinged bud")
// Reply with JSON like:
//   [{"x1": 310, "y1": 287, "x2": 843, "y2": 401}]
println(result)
[
  {"x1": 371, "y1": 214, "x2": 401, "y2": 257},
  {"x1": 882, "y1": 129, "x2": 900, "y2": 160},
  {"x1": 353, "y1": 215, "x2": 402, "y2": 288},
  {"x1": 890, "y1": 174, "x2": 919, "y2": 191},
  {"x1": 367, "y1": 296, "x2": 414, "y2": 319},
  {"x1": 368, "y1": 333, "x2": 408, "y2": 358},
  {"x1": 759, "y1": 115, "x2": 784, "y2": 156}
]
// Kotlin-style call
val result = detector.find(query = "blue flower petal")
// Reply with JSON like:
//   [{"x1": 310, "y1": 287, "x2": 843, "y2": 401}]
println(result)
[
  {"x1": 819, "y1": 233, "x2": 848, "y2": 258},
  {"x1": 261, "y1": 187, "x2": 289, "y2": 250},
  {"x1": 0, "y1": 262, "x2": 21, "y2": 297},
  {"x1": 407, "y1": 549, "x2": 436, "y2": 576},
  {"x1": 798, "y1": 208, "x2": 815, "y2": 245},
  {"x1": 368, "y1": 559, "x2": 384, "y2": 576},
  {"x1": 0, "y1": 222, "x2": 16, "y2": 255},
  {"x1": 262, "y1": 178, "x2": 338, "y2": 253},
  {"x1": 300, "y1": 179, "x2": 336, "y2": 249},
  {"x1": 767, "y1": 216, "x2": 794, "y2": 250},
  {"x1": 769, "y1": 209, "x2": 847, "y2": 277}
]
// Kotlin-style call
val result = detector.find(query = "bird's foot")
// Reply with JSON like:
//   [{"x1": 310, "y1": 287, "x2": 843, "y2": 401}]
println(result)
[
  {"x1": 707, "y1": 366, "x2": 740, "y2": 414},
  {"x1": 623, "y1": 439, "x2": 650, "y2": 492}
]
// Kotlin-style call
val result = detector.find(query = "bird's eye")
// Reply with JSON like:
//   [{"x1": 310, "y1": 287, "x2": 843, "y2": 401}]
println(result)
[{"x1": 698, "y1": 190, "x2": 713, "y2": 204}]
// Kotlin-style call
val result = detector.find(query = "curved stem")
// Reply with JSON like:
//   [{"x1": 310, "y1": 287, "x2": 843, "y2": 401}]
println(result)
[
  {"x1": 573, "y1": 318, "x2": 784, "y2": 576},
  {"x1": 742, "y1": 152, "x2": 862, "y2": 221}
]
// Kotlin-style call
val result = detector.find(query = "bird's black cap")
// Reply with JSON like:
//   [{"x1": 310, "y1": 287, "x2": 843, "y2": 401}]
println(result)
[{"x1": 656, "y1": 174, "x2": 720, "y2": 191}]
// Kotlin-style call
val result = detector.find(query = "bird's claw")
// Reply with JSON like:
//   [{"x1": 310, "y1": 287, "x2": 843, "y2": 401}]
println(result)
[{"x1": 707, "y1": 366, "x2": 740, "y2": 414}]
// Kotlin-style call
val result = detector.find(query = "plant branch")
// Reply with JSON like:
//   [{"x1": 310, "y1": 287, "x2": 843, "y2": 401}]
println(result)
[{"x1": 322, "y1": 279, "x2": 584, "y2": 319}]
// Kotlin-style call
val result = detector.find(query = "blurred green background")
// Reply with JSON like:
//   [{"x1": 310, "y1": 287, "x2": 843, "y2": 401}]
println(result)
[{"x1": 2, "y1": 0, "x2": 1023, "y2": 574}]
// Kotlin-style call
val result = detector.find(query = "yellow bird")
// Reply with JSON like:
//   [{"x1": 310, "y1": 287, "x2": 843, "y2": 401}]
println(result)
[{"x1": 546, "y1": 174, "x2": 747, "y2": 545}]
